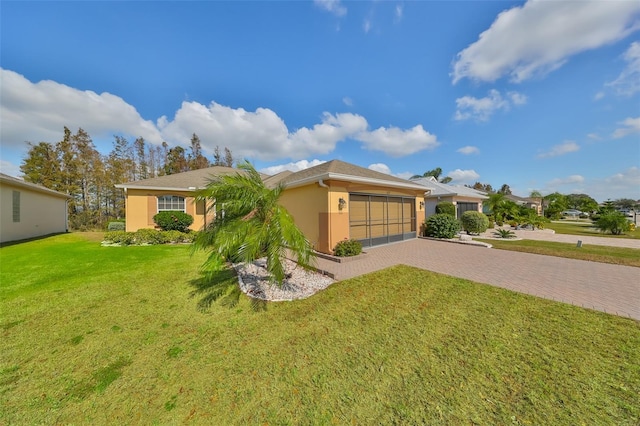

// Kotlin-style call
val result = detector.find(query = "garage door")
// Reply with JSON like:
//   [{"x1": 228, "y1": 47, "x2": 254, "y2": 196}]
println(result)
[{"x1": 349, "y1": 194, "x2": 416, "y2": 248}]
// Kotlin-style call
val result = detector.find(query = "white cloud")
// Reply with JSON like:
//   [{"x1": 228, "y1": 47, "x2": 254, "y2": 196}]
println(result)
[
  {"x1": 594, "y1": 91, "x2": 605, "y2": 101},
  {"x1": 454, "y1": 89, "x2": 526, "y2": 122},
  {"x1": 394, "y1": 5, "x2": 403, "y2": 23},
  {"x1": 357, "y1": 124, "x2": 439, "y2": 157},
  {"x1": 342, "y1": 96, "x2": 353, "y2": 107},
  {"x1": 260, "y1": 159, "x2": 326, "y2": 175},
  {"x1": 314, "y1": 0, "x2": 346, "y2": 17},
  {"x1": 612, "y1": 116, "x2": 640, "y2": 139},
  {"x1": 606, "y1": 41, "x2": 640, "y2": 97},
  {"x1": 537, "y1": 141, "x2": 580, "y2": 158},
  {"x1": 1, "y1": 69, "x2": 440, "y2": 165},
  {"x1": 587, "y1": 133, "x2": 602, "y2": 141},
  {"x1": 547, "y1": 175, "x2": 585, "y2": 186},
  {"x1": 446, "y1": 169, "x2": 480, "y2": 183},
  {"x1": 452, "y1": 1, "x2": 640, "y2": 83},
  {"x1": 368, "y1": 163, "x2": 392, "y2": 175},
  {"x1": 457, "y1": 145, "x2": 479, "y2": 155},
  {"x1": 0, "y1": 68, "x2": 162, "y2": 150},
  {"x1": 363, "y1": 18, "x2": 372, "y2": 34}
]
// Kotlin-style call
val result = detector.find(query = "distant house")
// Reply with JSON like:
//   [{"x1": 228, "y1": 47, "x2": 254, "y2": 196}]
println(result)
[
  {"x1": 116, "y1": 160, "x2": 430, "y2": 254},
  {"x1": 410, "y1": 176, "x2": 488, "y2": 219},
  {"x1": 505, "y1": 194, "x2": 542, "y2": 216},
  {"x1": 0, "y1": 173, "x2": 71, "y2": 244}
]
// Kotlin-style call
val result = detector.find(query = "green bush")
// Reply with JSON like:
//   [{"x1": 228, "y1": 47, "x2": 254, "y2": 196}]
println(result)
[
  {"x1": 460, "y1": 211, "x2": 489, "y2": 235},
  {"x1": 594, "y1": 212, "x2": 631, "y2": 235},
  {"x1": 333, "y1": 239, "x2": 363, "y2": 257},
  {"x1": 435, "y1": 202, "x2": 456, "y2": 216},
  {"x1": 153, "y1": 211, "x2": 194, "y2": 232},
  {"x1": 107, "y1": 221, "x2": 125, "y2": 231},
  {"x1": 424, "y1": 214, "x2": 461, "y2": 239},
  {"x1": 134, "y1": 228, "x2": 168, "y2": 245},
  {"x1": 104, "y1": 231, "x2": 135, "y2": 245}
]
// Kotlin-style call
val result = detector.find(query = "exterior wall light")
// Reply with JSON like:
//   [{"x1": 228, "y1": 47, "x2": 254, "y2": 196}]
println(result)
[
  {"x1": 338, "y1": 197, "x2": 347, "y2": 210},
  {"x1": 419, "y1": 201, "x2": 425, "y2": 210}
]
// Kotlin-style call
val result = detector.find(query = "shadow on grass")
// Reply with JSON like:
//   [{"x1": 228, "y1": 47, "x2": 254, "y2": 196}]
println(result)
[{"x1": 188, "y1": 268, "x2": 267, "y2": 312}]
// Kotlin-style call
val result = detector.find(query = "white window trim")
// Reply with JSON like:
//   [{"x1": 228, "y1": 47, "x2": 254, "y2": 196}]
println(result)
[{"x1": 157, "y1": 195, "x2": 186, "y2": 212}]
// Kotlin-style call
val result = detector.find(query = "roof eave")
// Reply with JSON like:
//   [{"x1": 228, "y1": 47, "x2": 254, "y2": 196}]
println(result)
[
  {"x1": 283, "y1": 172, "x2": 430, "y2": 192},
  {"x1": 114, "y1": 184, "x2": 201, "y2": 191}
]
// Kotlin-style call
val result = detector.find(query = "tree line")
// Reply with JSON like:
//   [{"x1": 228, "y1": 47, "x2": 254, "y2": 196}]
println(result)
[{"x1": 20, "y1": 127, "x2": 234, "y2": 230}]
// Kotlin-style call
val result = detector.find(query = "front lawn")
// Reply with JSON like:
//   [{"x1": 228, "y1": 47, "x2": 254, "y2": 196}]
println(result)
[
  {"x1": 476, "y1": 238, "x2": 640, "y2": 267},
  {"x1": 1, "y1": 233, "x2": 638, "y2": 424},
  {"x1": 547, "y1": 221, "x2": 640, "y2": 239}
]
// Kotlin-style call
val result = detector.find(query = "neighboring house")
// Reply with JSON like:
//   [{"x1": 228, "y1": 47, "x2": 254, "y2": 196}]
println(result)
[
  {"x1": 0, "y1": 173, "x2": 71, "y2": 244},
  {"x1": 506, "y1": 194, "x2": 542, "y2": 216},
  {"x1": 410, "y1": 176, "x2": 488, "y2": 219},
  {"x1": 116, "y1": 160, "x2": 430, "y2": 254}
]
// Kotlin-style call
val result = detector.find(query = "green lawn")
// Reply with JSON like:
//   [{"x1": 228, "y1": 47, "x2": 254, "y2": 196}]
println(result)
[
  {"x1": 547, "y1": 221, "x2": 640, "y2": 239},
  {"x1": 476, "y1": 239, "x2": 640, "y2": 267},
  {"x1": 1, "y1": 233, "x2": 639, "y2": 424}
]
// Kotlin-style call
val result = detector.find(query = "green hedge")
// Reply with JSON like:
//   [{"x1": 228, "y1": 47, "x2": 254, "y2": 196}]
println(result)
[
  {"x1": 460, "y1": 211, "x2": 489, "y2": 235},
  {"x1": 435, "y1": 202, "x2": 456, "y2": 216},
  {"x1": 104, "y1": 229, "x2": 196, "y2": 245},
  {"x1": 153, "y1": 211, "x2": 194, "y2": 232},
  {"x1": 333, "y1": 239, "x2": 363, "y2": 257},
  {"x1": 424, "y1": 214, "x2": 460, "y2": 239}
]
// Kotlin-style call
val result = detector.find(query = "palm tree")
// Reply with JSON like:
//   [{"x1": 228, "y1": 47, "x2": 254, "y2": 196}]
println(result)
[{"x1": 193, "y1": 161, "x2": 315, "y2": 284}]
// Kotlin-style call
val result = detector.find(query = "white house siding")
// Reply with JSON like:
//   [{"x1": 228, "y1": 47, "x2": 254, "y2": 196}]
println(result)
[{"x1": 0, "y1": 178, "x2": 69, "y2": 243}]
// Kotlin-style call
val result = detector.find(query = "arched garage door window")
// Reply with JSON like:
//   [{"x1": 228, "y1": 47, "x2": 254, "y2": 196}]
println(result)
[{"x1": 157, "y1": 195, "x2": 186, "y2": 212}]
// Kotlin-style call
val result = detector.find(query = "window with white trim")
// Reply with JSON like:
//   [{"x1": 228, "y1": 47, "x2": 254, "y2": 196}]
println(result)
[{"x1": 157, "y1": 195, "x2": 186, "y2": 212}]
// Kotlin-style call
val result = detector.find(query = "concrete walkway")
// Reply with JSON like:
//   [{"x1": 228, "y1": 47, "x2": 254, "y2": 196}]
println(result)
[
  {"x1": 313, "y1": 238, "x2": 640, "y2": 321},
  {"x1": 474, "y1": 227, "x2": 640, "y2": 249}
]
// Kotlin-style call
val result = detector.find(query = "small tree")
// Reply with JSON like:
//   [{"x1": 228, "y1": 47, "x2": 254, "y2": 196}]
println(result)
[
  {"x1": 460, "y1": 211, "x2": 489, "y2": 235},
  {"x1": 435, "y1": 202, "x2": 456, "y2": 216},
  {"x1": 594, "y1": 212, "x2": 631, "y2": 235},
  {"x1": 424, "y1": 214, "x2": 460, "y2": 239},
  {"x1": 193, "y1": 161, "x2": 314, "y2": 284}
]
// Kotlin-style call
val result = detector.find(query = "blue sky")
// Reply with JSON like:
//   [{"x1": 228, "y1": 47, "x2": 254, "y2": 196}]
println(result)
[{"x1": 1, "y1": 0, "x2": 639, "y2": 202}]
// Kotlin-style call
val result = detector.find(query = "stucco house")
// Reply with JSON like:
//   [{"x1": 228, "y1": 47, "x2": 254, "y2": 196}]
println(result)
[
  {"x1": 410, "y1": 176, "x2": 488, "y2": 219},
  {"x1": 116, "y1": 160, "x2": 429, "y2": 254},
  {"x1": 0, "y1": 173, "x2": 72, "y2": 244}
]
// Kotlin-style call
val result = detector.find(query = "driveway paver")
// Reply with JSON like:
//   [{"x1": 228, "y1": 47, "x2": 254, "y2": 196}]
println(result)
[{"x1": 313, "y1": 238, "x2": 640, "y2": 320}]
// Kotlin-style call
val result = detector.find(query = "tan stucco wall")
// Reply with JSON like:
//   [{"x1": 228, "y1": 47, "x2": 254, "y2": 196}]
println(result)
[
  {"x1": 124, "y1": 189, "x2": 213, "y2": 232},
  {"x1": 280, "y1": 179, "x2": 424, "y2": 254},
  {"x1": 0, "y1": 182, "x2": 68, "y2": 243}
]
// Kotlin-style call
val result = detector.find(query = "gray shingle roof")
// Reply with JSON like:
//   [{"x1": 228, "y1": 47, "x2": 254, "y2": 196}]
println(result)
[
  {"x1": 115, "y1": 166, "x2": 268, "y2": 190},
  {"x1": 279, "y1": 160, "x2": 427, "y2": 190},
  {"x1": 411, "y1": 177, "x2": 488, "y2": 199}
]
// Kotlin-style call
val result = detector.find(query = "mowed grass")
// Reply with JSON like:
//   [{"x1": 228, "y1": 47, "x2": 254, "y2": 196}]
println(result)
[
  {"x1": 1, "y1": 234, "x2": 639, "y2": 424},
  {"x1": 547, "y1": 221, "x2": 640, "y2": 239},
  {"x1": 476, "y1": 239, "x2": 640, "y2": 267}
]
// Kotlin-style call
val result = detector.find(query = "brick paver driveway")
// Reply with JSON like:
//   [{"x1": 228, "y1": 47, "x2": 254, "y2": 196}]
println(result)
[{"x1": 314, "y1": 238, "x2": 640, "y2": 320}]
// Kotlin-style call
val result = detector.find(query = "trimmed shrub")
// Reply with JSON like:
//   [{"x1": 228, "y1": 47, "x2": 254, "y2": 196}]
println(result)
[
  {"x1": 104, "y1": 231, "x2": 135, "y2": 245},
  {"x1": 435, "y1": 202, "x2": 456, "y2": 216},
  {"x1": 460, "y1": 211, "x2": 489, "y2": 235},
  {"x1": 594, "y1": 212, "x2": 631, "y2": 235},
  {"x1": 424, "y1": 214, "x2": 461, "y2": 239},
  {"x1": 134, "y1": 228, "x2": 167, "y2": 245},
  {"x1": 153, "y1": 211, "x2": 194, "y2": 232},
  {"x1": 107, "y1": 221, "x2": 125, "y2": 231},
  {"x1": 333, "y1": 239, "x2": 362, "y2": 257}
]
